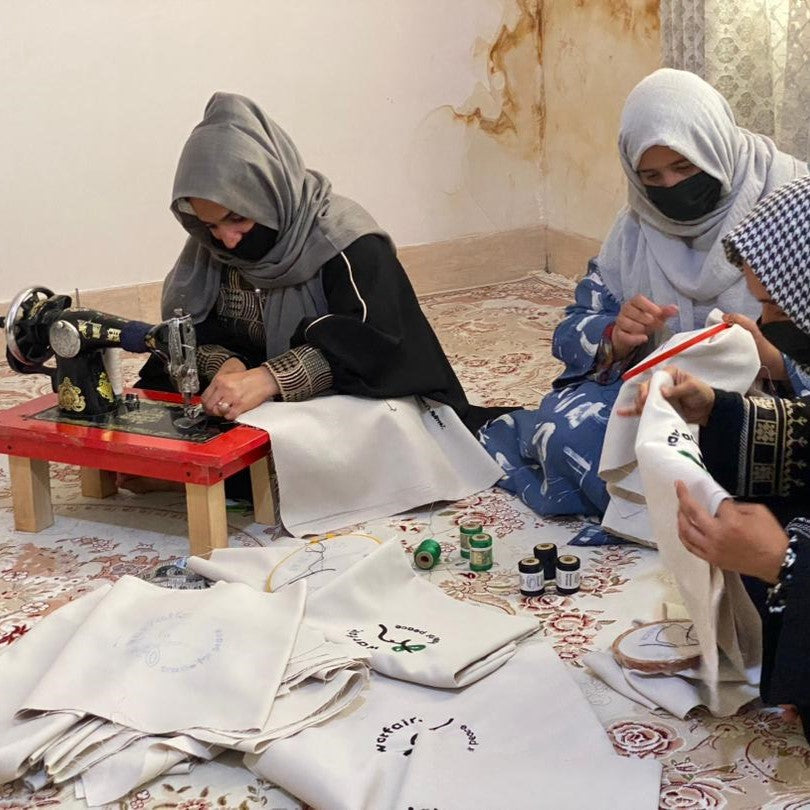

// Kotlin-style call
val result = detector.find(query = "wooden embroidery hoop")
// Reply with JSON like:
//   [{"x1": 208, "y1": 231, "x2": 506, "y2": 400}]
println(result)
[{"x1": 611, "y1": 619, "x2": 701, "y2": 674}]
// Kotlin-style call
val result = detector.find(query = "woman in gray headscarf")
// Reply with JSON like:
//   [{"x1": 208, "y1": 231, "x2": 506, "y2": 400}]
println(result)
[
  {"x1": 138, "y1": 92, "x2": 493, "y2": 432},
  {"x1": 480, "y1": 68, "x2": 807, "y2": 526}
]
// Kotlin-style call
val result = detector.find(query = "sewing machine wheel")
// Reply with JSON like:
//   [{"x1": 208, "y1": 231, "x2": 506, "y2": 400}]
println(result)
[{"x1": 4, "y1": 286, "x2": 56, "y2": 367}]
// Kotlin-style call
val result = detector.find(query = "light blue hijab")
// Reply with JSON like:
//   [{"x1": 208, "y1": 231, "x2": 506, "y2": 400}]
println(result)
[{"x1": 598, "y1": 69, "x2": 806, "y2": 331}]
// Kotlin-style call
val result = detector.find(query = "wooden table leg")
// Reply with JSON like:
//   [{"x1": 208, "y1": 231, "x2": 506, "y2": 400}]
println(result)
[
  {"x1": 185, "y1": 480, "x2": 228, "y2": 557},
  {"x1": 249, "y1": 454, "x2": 278, "y2": 525},
  {"x1": 9, "y1": 456, "x2": 54, "y2": 532},
  {"x1": 81, "y1": 468, "x2": 118, "y2": 498}
]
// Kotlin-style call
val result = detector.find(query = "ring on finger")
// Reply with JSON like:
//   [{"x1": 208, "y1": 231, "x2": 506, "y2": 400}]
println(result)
[{"x1": 217, "y1": 401, "x2": 231, "y2": 412}]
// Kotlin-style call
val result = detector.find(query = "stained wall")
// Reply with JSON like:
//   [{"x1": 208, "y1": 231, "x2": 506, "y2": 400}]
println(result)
[{"x1": 542, "y1": 1, "x2": 661, "y2": 246}]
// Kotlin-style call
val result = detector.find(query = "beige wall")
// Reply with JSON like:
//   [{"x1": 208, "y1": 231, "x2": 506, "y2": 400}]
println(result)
[
  {"x1": 0, "y1": 0, "x2": 661, "y2": 306},
  {"x1": 542, "y1": 0, "x2": 661, "y2": 263},
  {"x1": 0, "y1": 1, "x2": 549, "y2": 301}
]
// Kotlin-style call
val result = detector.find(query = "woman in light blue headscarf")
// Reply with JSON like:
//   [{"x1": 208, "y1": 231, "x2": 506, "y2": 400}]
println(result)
[{"x1": 479, "y1": 68, "x2": 806, "y2": 528}]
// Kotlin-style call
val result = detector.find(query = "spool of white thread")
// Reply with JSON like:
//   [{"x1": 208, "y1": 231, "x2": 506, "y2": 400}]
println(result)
[{"x1": 103, "y1": 347, "x2": 124, "y2": 398}]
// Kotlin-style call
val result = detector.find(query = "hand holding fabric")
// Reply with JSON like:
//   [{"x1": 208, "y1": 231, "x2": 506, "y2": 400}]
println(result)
[
  {"x1": 618, "y1": 366, "x2": 716, "y2": 425},
  {"x1": 613, "y1": 295, "x2": 679, "y2": 359},
  {"x1": 721, "y1": 312, "x2": 786, "y2": 381},
  {"x1": 201, "y1": 362, "x2": 279, "y2": 419},
  {"x1": 676, "y1": 481, "x2": 789, "y2": 583}
]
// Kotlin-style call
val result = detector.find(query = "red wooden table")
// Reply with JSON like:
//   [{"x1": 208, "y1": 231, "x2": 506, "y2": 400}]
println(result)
[{"x1": 0, "y1": 389, "x2": 275, "y2": 557}]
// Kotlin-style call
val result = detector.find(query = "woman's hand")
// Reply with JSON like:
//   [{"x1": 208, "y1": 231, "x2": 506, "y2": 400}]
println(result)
[
  {"x1": 201, "y1": 361, "x2": 280, "y2": 420},
  {"x1": 676, "y1": 481, "x2": 789, "y2": 583},
  {"x1": 612, "y1": 295, "x2": 679, "y2": 360},
  {"x1": 722, "y1": 312, "x2": 786, "y2": 381},
  {"x1": 617, "y1": 366, "x2": 716, "y2": 425}
]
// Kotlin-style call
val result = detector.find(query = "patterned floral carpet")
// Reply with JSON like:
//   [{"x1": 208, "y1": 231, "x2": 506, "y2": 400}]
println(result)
[{"x1": 1, "y1": 272, "x2": 809, "y2": 810}]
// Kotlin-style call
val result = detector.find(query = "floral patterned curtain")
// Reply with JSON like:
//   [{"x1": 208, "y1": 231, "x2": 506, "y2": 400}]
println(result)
[{"x1": 661, "y1": 0, "x2": 810, "y2": 159}]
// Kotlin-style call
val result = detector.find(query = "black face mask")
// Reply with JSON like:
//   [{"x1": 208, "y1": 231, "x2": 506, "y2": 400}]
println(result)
[
  {"x1": 644, "y1": 171, "x2": 723, "y2": 222},
  {"x1": 211, "y1": 223, "x2": 279, "y2": 261},
  {"x1": 760, "y1": 319, "x2": 810, "y2": 366}
]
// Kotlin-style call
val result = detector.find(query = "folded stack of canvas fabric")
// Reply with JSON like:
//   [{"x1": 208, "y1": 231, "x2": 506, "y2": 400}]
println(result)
[
  {"x1": 306, "y1": 540, "x2": 539, "y2": 687},
  {"x1": 598, "y1": 313, "x2": 761, "y2": 545},
  {"x1": 190, "y1": 623, "x2": 369, "y2": 754},
  {"x1": 246, "y1": 642, "x2": 663, "y2": 810},
  {"x1": 191, "y1": 540, "x2": 540, "y2": 688},
  {"x1": 236, "y1": 395, "x2": 504, "y2": 535},
  {"x1": 0, "y1": 576, "x2": 368, "y2": 806}
]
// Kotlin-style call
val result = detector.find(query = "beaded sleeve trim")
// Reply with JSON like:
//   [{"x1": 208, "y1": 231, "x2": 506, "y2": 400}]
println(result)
[{"x1": 767, "y1": 517, "x2": 810, "y2": 614}]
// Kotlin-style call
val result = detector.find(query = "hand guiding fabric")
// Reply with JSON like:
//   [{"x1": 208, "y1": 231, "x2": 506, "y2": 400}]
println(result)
[
  {"x1": 612, "y1": 295, "x2": 679, "y2": 360},
  {"x1": 675, "y1": 481, "x2": 789, "y2": 583},
  {"x1": 721, "y1": 312, "x2": 787, "y2": 381},
  {"x1": 201, "y1": 360, "x2": 280, "y2": 420},
  {"x1": 617, "y1": 366, "x2": 715, "y2": 426}
]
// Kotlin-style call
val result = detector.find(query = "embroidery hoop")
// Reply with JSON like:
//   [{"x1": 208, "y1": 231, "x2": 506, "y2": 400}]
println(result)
[
  {"x1": 611, "y1": 619, "x2": 701, "y2": 674},
  {"x1": 265, "y1": 532, "x2": 382, "y2": 592}
]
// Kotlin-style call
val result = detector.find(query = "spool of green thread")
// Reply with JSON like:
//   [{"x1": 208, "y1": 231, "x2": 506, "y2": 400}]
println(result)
[
  {"x1": 469, "y1": 532, "x2": 493, "y2": 572},
  {"x1": 414, "y1": 538, "x2": 442, "y2": 570},
  {"x1": 459, "y1": 520, "x2": 482, "y2": 559}
]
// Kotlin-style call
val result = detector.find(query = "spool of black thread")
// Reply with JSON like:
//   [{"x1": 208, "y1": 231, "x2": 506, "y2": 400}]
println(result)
[{"x1": 533, "y1": 542, "x2": 558, "y2": 582}]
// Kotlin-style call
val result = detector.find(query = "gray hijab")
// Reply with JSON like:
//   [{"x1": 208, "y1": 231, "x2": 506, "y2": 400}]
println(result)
[
  {"x1": 598, "y1": 69, "x2": 806, "y2": 331},
  {"x1": 162, "y1": 92, "x2": 392, "y2": 357}
]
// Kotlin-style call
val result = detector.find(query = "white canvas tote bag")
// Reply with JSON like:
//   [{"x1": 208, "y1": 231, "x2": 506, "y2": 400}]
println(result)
[
  {"x1": 0, "y1": 586, "x2": 110, "y2": 782},
  {"x1": 634, "y1": 371, "x2": 762, "y2": 713},
  {"x1": 306, "y1": 540, "x2": 538, "y2": 687},
  {"x1": 22, "y1": 577, "x2": 305, "y2": 734},
  {"x1": 247, "y1": 642, "x2": 662, "y2": 810}
]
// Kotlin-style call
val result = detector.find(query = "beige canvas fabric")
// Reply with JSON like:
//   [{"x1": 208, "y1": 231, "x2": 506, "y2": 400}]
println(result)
[
  {"x1": 187, "y1": 534, "x2": 381, "y2": 594},
  {"x1": 189, "y1": 623, "x2": 369, "y2": 753},
  {"x1": 600, "y1": 316, "x2": 760, "y2": 544},
  {"x1": 305, "y1": 540, "x2": 538, "y2": 687},
  {"x1": 584, "y1": 651, "x2": 758, "y2": 718},
  {"x1": 246, "y1": 641, "x2": 662, "y2": 810},
  {"x1": 634, "y1": 372, "x2": 761, "y2": 713},
  {"x1": 236, "y1": 395, "x2": 504, "y2": 535},
  {"x1": 79, "y1": 734, "x2": 219, "y2": 806},
  {"x1": 0, "y1": 586, "x2": 110, "y2": 782},
  {"x1": 2, "y1": 576, "x2": 370, "y2": 800},
  {"x1": 22, "y1": 577, "x2": 305, "y2": 734}
]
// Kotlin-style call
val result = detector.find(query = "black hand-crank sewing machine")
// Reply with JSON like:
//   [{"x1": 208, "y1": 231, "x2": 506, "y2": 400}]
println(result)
[{"x1": 0, "y1": 286, "x2": 212, "y2": 436}]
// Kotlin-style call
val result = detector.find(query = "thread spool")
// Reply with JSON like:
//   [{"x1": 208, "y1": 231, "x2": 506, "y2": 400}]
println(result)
[
  {"x1": 103, "y1": 348, "x2": 124, "y2": 399},
  {"x1": 556, "y1": 554, "x2": 581, "y2": 595},
  {"x1": 414, "y1": 538, "x2": 442, "y2": 570},
  {"x1": 459, "y1": 520, "x2": 482, "y2": 560},
  {"x1": 469, "y1": 533, "x2": 493, "y2": 572},
  {"x1": 518, "y1": 557, "x2": 544, "y2": 596},
  {"x1": 533, "y1": 543, "x2": 558, "y2": 582}
]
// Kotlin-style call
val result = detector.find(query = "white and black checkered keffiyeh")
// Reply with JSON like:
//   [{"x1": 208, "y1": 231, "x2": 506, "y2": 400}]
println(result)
[{"x1": 723, "y1": 174, "x2": 810, "y2": 335}]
